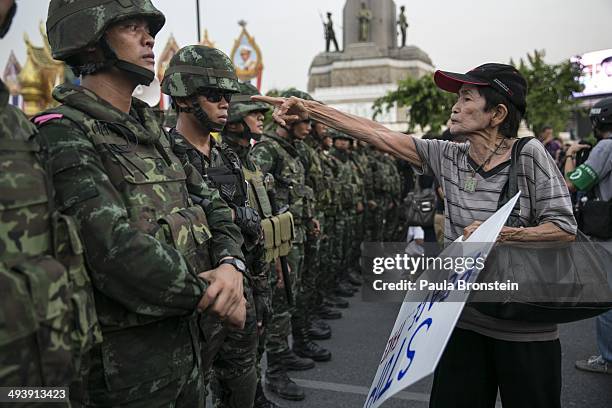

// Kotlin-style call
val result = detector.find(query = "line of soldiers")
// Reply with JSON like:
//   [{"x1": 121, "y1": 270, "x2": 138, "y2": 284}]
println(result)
[{"x1": 0, "y1": 1, "x2": 406, "y2": 407}]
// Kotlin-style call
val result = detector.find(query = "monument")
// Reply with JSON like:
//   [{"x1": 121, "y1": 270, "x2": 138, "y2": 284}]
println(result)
[{"x1": 309, "y1": 0, "x2": 433, "y2": 130}]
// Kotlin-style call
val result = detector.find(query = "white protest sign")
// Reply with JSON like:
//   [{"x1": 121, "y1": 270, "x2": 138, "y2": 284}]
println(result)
[{"x1": 363, "y1": 192, "x2": 521, "y2": 408}]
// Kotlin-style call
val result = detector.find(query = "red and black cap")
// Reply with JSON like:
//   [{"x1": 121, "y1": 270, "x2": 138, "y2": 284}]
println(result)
[{"x1": 434, "y1": 63, "x2": 527, "y2": 115}]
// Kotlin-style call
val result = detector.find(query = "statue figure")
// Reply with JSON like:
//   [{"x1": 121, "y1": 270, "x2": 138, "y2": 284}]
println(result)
[
  {"x1": 357, "y1": 2, "x2": 372, "y2": 42},
  {"x1": 324, "y1": 12, "x2": 340, "y2": 52},
  {"x1": 397, "y1": 5, "x2": 409, "y2": 48}
]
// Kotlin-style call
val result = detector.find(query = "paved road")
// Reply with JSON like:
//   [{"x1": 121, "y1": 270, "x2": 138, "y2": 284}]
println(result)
[{"x1": 263, "y1": 289, "x2": 612, "y2": 408}]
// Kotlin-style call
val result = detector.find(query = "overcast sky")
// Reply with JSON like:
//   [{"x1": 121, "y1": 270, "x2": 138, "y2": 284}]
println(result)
[{"x1": 1, "y1": 0, "x2": 611, "y2": 93}]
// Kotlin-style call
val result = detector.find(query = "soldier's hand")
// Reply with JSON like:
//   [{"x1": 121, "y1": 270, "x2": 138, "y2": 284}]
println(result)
[
  {"x1": 252, "y1": 95, "x2": 310, "y2": 127},
  {"x1": 198, "y1": 264, "x2": 246, "y2": 328},
  {"x1": 356, "y1": 201, "x2": 365, "y2": 213},
  {"x1": 308, "y1": 218, "x2": 321, "y2": 236}
]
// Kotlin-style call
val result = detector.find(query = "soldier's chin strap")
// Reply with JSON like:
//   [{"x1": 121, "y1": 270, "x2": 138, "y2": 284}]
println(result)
[
  {"x1": 70, "y1": 38, "x2": 155, "y2": 86},
  {"x1": 0, "y1": 1, "x2": 16, "y2": 38},
  {"x1": 173, "y1": 96, "x2": 225, "y2": 133}
]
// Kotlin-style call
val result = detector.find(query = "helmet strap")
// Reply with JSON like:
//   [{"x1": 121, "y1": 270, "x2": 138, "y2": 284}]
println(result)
[
  {"x1": 70, "y1": 38, "x2": 154, "y2": 85},
  {"x1": 191, "y1": 96, "x2": 225, "y2": 133},
  {"x1": 0, "y1": 1, "x2": 17, "y2": 38}
]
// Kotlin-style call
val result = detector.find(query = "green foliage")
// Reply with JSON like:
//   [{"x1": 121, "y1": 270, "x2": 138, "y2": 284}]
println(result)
[
  {"x1": 373, "y1": 50, "x2": 584, "y2": 136},
  {"x1": 372, "y1": 75, "x2": 455, "y2": 133},
  {"x1": 515, "y1": 50, "x2": 584, "y2": 135}
]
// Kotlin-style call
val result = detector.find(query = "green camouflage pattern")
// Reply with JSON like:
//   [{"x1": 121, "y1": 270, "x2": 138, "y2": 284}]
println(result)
[
  {"x1": 279, "y1": 88, "x2": 313, "y2": 100},
  {"x1": 228, "y1": 81, "x2": 269, "y2": 124},
  {"x1": 169, "y1": 129, "x2": 262, "y2": 406},
  {"x1": 47, "y1": 0, "x2": 165, "y2": 60},
  {"x1": 161, "y1": 45, "x2": 240, "y2": 97},
  {"x1": 250, "y1": 133, "x2": 308, "y2": 357},
  {"x1": 250, "y1": 134, "x2": 307, "y2": 242},
  {"x1": 0, "y1": 80, "x2": 101, "y2": 390},
  {"x1": 35, "y1": 83, "x2": 243, "y2": 406}
]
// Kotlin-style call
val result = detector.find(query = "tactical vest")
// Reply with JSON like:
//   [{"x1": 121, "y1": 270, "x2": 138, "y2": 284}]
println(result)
[
  {"x1": 171, "y1": 132, "x2": 248, "y2": 209},
  {"x1": 242, "y1": 166, "x2": 294, "y2": 263},
  {"x1": 0, "y1": 102, "x2": 101, "y2": 387},
  {"x1": 253, "y1": 135, "x2": 307, "y2": 243},
  {"x1": 35, "y1": 94, "x2": 213, "y2": 395}
]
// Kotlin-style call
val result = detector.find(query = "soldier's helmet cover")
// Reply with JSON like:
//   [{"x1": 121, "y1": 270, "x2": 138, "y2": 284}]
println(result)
[
  {"x1": 161, "y1": 45, "x2": 239, "y2": 132},
  {"x1": 328, "y1": 127, "x2": 354, "y2": 141},
  {"x1": 280, "y1": 88, "x2": 313, "y2": 101},
  {"x1": 46, "y1": 0, "x2": 165, "y2": 85},
  {"x1": 161, "y1": 45, "x2": 240, "y2": 97},
  {"x1": 228, "y1": 81, "x2": 269, "y2": 124}
]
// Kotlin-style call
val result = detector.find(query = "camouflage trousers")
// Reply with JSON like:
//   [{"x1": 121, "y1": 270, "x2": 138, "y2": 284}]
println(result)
[
  {"x1": 77, "y1": 349, "x2": 203, "y2": 408},
  {"x1": 329, "y1": 212, "x2": 350, "y2": 288},
  {"x1": 384, "y1": 198, "x2": 401, "y2": 242},
  {"x1": 296, "y1": 213, "x2": 324, "y2": 331},
  {"x1": 319, "y1": 213, "x2": 336, "y2": 297},
  {"x1": 347, "y1": 210, "x2": 365, "y2": 275},
  {"x1": 201, "y1": 287, "x2": 258, "y2": 408},
  {"x1": 265, "y1": 240, "x2": 304, "y2": 358},
  {"x1": 365, "y1": 201, "x2": 385, "y2": 243}
]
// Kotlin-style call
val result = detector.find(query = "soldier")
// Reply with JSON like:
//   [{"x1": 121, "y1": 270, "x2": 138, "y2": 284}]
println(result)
[
  {"x1": 221, "y1": 81, "x2": 282, "y2": 408},
  {"x1": 36, "y1": 1, "x2": 246, "y2": 406},
  {"x1": 296, "y1": 117, "x2": 341, "y2": 327},
  {"x1": 346, "y1": 140, "x2": 367, "y2": 285},
  {"x1": 329, "y1": 130, "x2": 360, "y2": 297},
  {"x1": 397, "y1": 5, "x2": 409, "y2": 48},
  {"x1": 250, "y1": 89, "x2": 330, "y2": 402},
  {"x1": 307, "y1": 121, "x2": 349, "y2": 312},
  {"x1": 1, "y1": 0, "x2": 101, "y2": 401},
  {"x1": 161, "y1": 45, "x2": 264, "y2": 408}
]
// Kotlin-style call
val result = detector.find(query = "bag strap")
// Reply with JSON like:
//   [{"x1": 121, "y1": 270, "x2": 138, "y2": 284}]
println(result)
[{"x1": 499, "y1": 137, "x2": 533, "y2": 209}]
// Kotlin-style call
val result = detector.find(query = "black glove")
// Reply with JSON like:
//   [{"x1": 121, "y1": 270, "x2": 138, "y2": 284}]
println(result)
[
  {"x1": 254, "y1": 290, "x2": 272, "y2": 330},
  {"x1": 234, "y1": 206, "x2": 262, "y2": 242}
]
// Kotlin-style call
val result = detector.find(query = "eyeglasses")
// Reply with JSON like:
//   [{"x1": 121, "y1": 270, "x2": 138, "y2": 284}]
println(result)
[{"x1": 198, "y1": 88, "x2": 233, "y2": 103}]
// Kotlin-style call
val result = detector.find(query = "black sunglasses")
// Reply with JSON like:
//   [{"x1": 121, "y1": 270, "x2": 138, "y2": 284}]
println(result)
[{"x1": 198, "y1": 88, "x2": 233, "y2": 103}]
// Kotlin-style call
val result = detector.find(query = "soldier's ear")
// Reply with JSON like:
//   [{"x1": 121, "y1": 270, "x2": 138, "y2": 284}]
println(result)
[{"x1": 174, "y1": 97, "x2": 191, "y2": 109}]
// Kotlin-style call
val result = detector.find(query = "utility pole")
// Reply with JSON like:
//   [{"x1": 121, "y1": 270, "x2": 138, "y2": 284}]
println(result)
[{"x1": 196, "y1": 0, "x2": 201, "y2": 42}]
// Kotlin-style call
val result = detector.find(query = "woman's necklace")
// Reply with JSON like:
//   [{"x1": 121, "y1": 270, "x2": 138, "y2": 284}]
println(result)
[{"x1": 464, "y1": 139, "x2": 506, "y2": 193}]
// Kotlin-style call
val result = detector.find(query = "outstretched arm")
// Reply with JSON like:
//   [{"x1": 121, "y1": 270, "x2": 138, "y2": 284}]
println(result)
[{"x1": 252, "y1": 96, "x2": 422, "y2": 167}]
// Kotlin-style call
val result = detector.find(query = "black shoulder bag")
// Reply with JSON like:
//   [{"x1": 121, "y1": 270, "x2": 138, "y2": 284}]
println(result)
[{"x1": 473, "y1": 138, "x2": 612, "y2": 323}]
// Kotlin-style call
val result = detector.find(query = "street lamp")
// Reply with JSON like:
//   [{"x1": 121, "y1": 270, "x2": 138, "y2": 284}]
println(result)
[{"x1": 196, "y1": 0, "x2": 201, "y2": 43}]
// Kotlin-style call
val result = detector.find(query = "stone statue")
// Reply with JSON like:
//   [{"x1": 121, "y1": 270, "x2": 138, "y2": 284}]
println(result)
[
  {"x1": 357, "y1": 2, "x2": 372, "y2": 42},
  {"x1": 397, "y1": 5, "x2": 409, "y2": 48},
  {"x1": 324, "y1": 12, "x2": 340, "y2": 52}
]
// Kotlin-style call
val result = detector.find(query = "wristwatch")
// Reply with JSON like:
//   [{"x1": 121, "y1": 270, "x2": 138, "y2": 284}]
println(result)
[{"x1": 218, "y1": 257, "x2": 247, "y2": 274}]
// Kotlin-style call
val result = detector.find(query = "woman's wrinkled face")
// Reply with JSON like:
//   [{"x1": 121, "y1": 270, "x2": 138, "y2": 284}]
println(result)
[{"x1": 449, "y1": 84, "x2": 493, "y2": 135}]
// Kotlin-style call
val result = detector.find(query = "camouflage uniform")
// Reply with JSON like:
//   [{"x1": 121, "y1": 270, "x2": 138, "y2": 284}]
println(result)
[
  {"x1": 220, "y1": 82, "x2": 283, "y2": 408},
  {"x1": 366, "y1": 148, "x2": 387, "y2": 242},
  {"x1": 0, "y1": 3, "x2": 100, "y2": 405},
  {"x1": 38, "y1": 3, "x2": 245, "y2": 406},
  {"x1": 347, "y1": 148, "x2": 367, "y2": 277},
  {"x1": 162, "y1": 46, "x2": 260, "y2": 408},
  {"x1": 329, "y1": 131, "x2": 355, "y2": 286},
  {"x1": 250, "y1": 133, "x2": 306, "y2": 354},
  {"x1": 0, "y1": 79, "x2": 101, "y2": 405},
  {"x1": 380, "y1": 154, "x2": 402, "y2": 241}
]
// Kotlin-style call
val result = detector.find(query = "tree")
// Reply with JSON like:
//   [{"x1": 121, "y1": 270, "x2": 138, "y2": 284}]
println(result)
[
  {"x1": 372, "y1": 74, "x2": 455, "y2": 134},
  {"x1": 515, "y1": 50, "x2": 583, "y2": 136},
  {"x1": 373, "y1": 51, "x2": 584, "y2": 136}
]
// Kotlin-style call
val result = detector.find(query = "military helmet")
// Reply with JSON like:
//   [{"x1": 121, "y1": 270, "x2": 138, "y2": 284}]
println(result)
[
  {"x1": 328, "y1": 128, "x2": 354, "y2": 141},
  {"x1": 161, "y1": 45, "x2": 240, "y2": 97},
  {"x1": 280, "y1": 88, "x2": 313, "y2": 100},
  {"x1": 590, "y1": 97, "x2": 612, "y2": 129},
  {"x1": 47, "y1": 0, "x2": 165, "y2": 61},
  {"x1": 228, "y1": 81, "x2": 269, "y2": 124}
]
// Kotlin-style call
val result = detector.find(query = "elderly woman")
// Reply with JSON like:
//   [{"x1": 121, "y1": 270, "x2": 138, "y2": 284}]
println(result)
[{"x1": 256, "y1": 63, "x2": 576, "y2": 408}]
